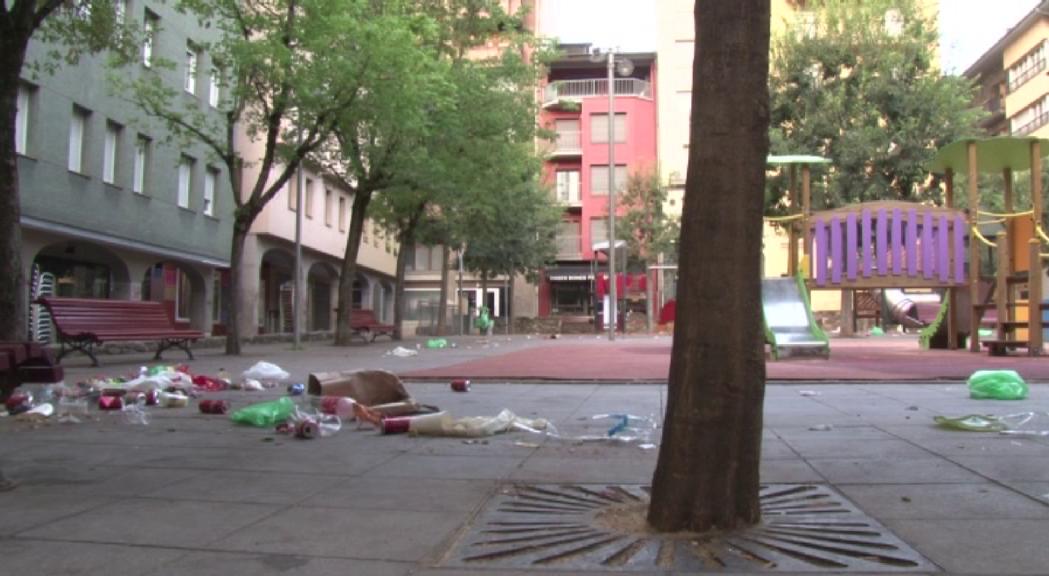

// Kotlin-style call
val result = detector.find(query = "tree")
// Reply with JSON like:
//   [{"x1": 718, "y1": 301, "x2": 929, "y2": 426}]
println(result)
[
  {"x1": 326, "y1": 0, "x2": 541, "y2": 345},
  {"x1": 113, "y1": 0, "x2": 411, "y2": 354},
  {"x1": 0, "y1": 0, "x2": 127, "y2": 341},
  {"x1": 615, "y1": 169, "x2": 680, "y2": 268},
  {"x1": 647, "y1": 0, "x2": 770, "y2": 533},
  {"x1": 768, "y1": 0, "x2": 983, "y2": 209}
]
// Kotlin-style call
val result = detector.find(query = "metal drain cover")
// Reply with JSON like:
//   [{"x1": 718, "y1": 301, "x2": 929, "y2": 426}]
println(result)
[{"x1": 445, "y1": 484, "x2": 933, "y2": 572}]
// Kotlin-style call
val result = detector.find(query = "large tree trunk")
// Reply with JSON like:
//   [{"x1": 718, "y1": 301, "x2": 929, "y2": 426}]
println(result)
[
  {"x1": 436, "y1": 245, "x2": 450, "y2": 335},
  {"x1": 0, "y1": 35, "x2": 30, "y2": 342},
  {"x1": 334, "y1": 191, "x2": 372, "y2": 345},
  {"x1": 225, "y1": 222, "x2": 249, "y2": 355},
  {"x1": 647, "y1": 0, "x2": 771, "y2": 534}
]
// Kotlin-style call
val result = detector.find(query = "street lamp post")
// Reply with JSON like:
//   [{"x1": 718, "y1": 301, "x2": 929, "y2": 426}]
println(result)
[{"x1": 595, "y1": 48, "x2": 633, "y2": 341}]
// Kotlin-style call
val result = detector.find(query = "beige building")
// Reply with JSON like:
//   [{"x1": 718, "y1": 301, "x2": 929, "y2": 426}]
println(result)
[{"x1": 966, "y1": 1, "x2": 1049, "y2": 138}]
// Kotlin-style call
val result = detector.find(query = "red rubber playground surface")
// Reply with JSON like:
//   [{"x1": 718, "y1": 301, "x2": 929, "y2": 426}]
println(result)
[{"x1": 402, "y1": 335, "x2": 1049, "y2": 382}]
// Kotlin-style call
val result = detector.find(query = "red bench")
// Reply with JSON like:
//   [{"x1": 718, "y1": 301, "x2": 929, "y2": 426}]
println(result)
[
  {"x1": 36, "y1": 297, "x2": 203, "y2": 366},
  {"x1": 0, "y1": 341, "x2": 65, "y2": 399},
  {"x1": 350, "y1": 308, "x2": 395, "y2": 342}
]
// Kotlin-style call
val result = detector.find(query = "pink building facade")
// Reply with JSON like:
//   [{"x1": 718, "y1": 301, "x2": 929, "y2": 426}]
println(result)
[{"x1": 537, "y1": 46, "x2": 658, "y2": 322}]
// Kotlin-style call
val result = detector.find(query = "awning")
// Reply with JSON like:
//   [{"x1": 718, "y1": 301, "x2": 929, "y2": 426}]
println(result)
[{"x1": 546, "y1": 265, "x2": 594, "y2": 282}]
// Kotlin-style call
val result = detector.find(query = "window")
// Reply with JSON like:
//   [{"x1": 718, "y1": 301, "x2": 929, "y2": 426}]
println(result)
[
  {"x1": 555, "y1": 170, "x2": 580, "y2": 204},
  {"x1": 133, "y1": 135, "x2": 150, "y2": 194},
  {"x1": 178, "y1": 156, "x2": 194, "y2": 209},
  {"x1": 324, "y1": 188, "x2": 333, "y2": 226},
  {"x1": 103, "y1": 121, "x2": 122, "y2": 185},
  {"x1": 408, "y1": 245, "x2": 444, "y2": 271},
  {"x1": 208, "y1": 68, "x2": 221, "y2": 107},
  {"x1": 590, "y1": 113, "x2": 627, "y2": 143},
  {"x1": 338, "y1": 196, "x2": 347, "y2": 231},
  {"x1": 184, "y1": 46, "x2": 198, "y2": 94},
  {"x1": 175, "y1": 269, "x2": 191, "y2": 322},
  {"x1": 590, "y1": 217, "x2": 609, "y2": 245},
  {"x1": 204, "y1": 167, "x2": 218, "y2": 216},
  {"x1": 554, "y1": 118, "x2": 580, "y2": 151},
  {"x1": 589, "y1": 164, "x2": 627, "y2": 196},
  {"x1": 143, "y1": 11, "x2": 158, "y2": 67},
  {"x1": 287, "y1": 178, "x2": 297, "y2": 211},
  {"x1": 68, "y1": 106, "x2": 89, "y2": 174},
  {"x1": 304, "y1": 178, "x2": 314, "y2": 218},
  {"x1": 15, "y1": 83, "x2": 33, "y2": 156}
]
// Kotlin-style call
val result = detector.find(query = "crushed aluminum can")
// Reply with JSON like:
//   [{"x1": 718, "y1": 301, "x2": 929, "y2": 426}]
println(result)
[
  {"x1": 295, "y1": 418, "x2": 319, "y2": 439},
  {"x1": 288, "y1": 383, "x2": 305, "y2": 396},
  {"x1": 451, "y1": 379, "x2": 471, "y2": 392},
  {"x1": 198, "y1": 399, "x2": 230, "y2": 415}
]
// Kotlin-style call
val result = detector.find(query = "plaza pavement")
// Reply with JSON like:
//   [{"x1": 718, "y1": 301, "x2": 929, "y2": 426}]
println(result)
[{"x1": 1, "y1": 334, "x2": 1048, "y2": 575}]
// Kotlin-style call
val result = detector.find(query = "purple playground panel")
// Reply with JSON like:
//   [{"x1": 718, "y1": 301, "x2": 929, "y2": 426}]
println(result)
[{"x1": 809, "y1": 207, "x2": 968, "y2": 288}]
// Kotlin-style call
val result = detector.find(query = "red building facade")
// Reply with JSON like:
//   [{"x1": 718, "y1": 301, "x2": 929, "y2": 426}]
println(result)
[{"x1": 537, "y1": 46, "x2": 658, "y2": 324}]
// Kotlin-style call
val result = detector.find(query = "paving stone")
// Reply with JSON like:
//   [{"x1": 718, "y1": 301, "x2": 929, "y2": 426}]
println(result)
[
  {"x1": 949, "y1": 455, "x2": 1049, "y2": 482},
  {"x1": 209, "y1": 506, "x2": 467, "y2": 561},
  {"x1": 142, "y1": 551, "x2": 412, "y2": 576},
  {"x1": 888, "y1": 519, "x2": 1049, "y2": 574},
  {"x1": 902, "y1": 435, "x2": 1049, "y2": 457},
  {"x1": 143, "y1": 470, "x2": 345, "y2": 505},
  {"x1": 807, "y1": 457, "x2": 985, "y2": 484},
  {"x1": 511, "y1": 455, "x2": 656, "y2": 483},
  {"x1": 759, "y1": 459, "x2": 825, "y2": 483},
  {"x1": 839, "y1": 483, "x2": 1049, "y2": 520},
  {"x1": 300, "y1": 476, "x2": 494, "y2": 512},
  {"x1": 367, "y1": 454, "x2": 524, "y2": 480},
  {"x1": 21, "y1": 498, "x2": 280, "y2": 547},
  {"x1": 0, "y1": 491, "x2": 114, "y2": 536},
  {"x1": 0, "y1": 539, "x2": 185, "y2": 576},
  {"x1": 1004, "y1": 482, "x2": 1049, "y2": 505},
  {"x1": 781, "y1": 437, "x2": 931, "y2": 459}
]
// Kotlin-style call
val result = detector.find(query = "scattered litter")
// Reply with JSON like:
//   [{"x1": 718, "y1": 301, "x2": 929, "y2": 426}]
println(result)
[
  {"x1": 308, "y1": 370, "x2": 412, "y2": 405},
  {"x1": 315, "y1": 396, "x2": 357, "y2": 419},
  {"x1": 191, "y1": 374, "x2": 228, "y2": 392},
  {"x1": 56, "y1": 397, "x2": 88, "y2": 423},
  {"x1": 287, "y1": 383, "x2": 305, "y2": 396},
  {"x1": 461, "y1": 439, "x2": 488, "y2": 445},
  {"x1": 934, "y1": 412, "x2": 1049, "y2": 435},
  {"x1": 241, "y1": 361, "x2": 290, "y2": 386},
  {"x1": 967, "y1": 370, "x2": 1028, "y2": 400},
  {"x1": 242, "y1": 379, "x2": 264, "y2": 391},
  {"x1": 276, "y1": 407, "x2": 341, "y2": 440},
  {"x1": 98, "y1": 395, "x2": 124, "y2": 411},
  {"x1": 514, "y1": 441, "x2": 540, "y2": 448},
  {"x1": 639, "y1": 443, "x2": 657, "y2": 450},
  {"x1": 230, "y1": 397, "x2": 296, "y2": 427},
  {"x1": 798, "y1": 390, "x2": 820, "y2": 397},
  {"x1": 388, "y1": 346, "x2": 418, "y2": 358},
  {"x1": 906, "y1": 405, "x2": 919, "y2": 411},
  {"x1": 123, "y1": 400, "x2": 149, "y2": 425},
  {"x1": 426, "y1": 338, "x2": 448, "y2": 349},
  {"x1": 451, "y1": 379, "x2": 471, "y2": 392},
  {"x1": 16, "y1": 402, "x2": 54, "y2": 421},
  {"x1": 198, "y1": 400, "x2": 230, "y2": 415},
  {"x1": 869, "y1": 326, "x2": 885, "y2": 336},
  {"x1": 809, "y1": 424, "x2": 833, "y2": 431},
  {"x1": 159, "y1": 391, "x2": 189, "y2": 408},
  {"x1": 378, "y1": 409, "x2": 550, "y2": 438}
]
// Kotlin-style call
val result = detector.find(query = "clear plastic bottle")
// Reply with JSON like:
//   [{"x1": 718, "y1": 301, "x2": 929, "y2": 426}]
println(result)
[{"x1": 314, "y1": 396, "x2": 357, "y2": 419}]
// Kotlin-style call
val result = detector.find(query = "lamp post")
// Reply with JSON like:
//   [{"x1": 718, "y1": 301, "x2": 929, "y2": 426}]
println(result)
[{"x1": 594, "y1": 48, "x2": 633, "y2": 341}]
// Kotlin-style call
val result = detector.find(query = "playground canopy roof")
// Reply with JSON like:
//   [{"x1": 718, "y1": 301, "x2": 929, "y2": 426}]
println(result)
[
  {"x1": 931, "y1": 136, "x2": 1049, "y2": 174},
  {"x1": 766, "y1": 154, "x2": 832, "y2": 166}
]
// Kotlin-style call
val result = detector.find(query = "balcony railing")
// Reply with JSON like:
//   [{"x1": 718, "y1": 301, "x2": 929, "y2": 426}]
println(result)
[
  {"x1": 543, "y1": 78, "x2": 652, "y2": 107},
  {"x1": 552, "y1": 130, "x2": 581, "y2": 155},
  {"x1": 1008, "y1": 57, "x2": 1045, "y2": 93},
  {"x1": 556, "y1": 234, "x2": 582, "y2": 258},
  {"x1": 1012, "y1": 110, "x2": 1049, "y2": 136}
]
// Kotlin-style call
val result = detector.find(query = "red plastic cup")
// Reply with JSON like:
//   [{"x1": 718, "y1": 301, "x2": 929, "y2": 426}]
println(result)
[
  {"x1": 98, "y1": 395, "x2": 124, "y2": 411},
  {"x1": 381, "y1": 417, "x2": 411, "y2": 434},
  {"x1": 319, "y1": 396, "x2": 340, "y2": 415},
  {"x1": 198, "y1": 399, "x2": 230, "y2": 414}
]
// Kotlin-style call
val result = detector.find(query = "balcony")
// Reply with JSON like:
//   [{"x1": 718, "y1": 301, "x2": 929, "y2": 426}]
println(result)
[
  {"x1": 556, "y1": 234, "x2": 582, "y2": 259},
  {"x1": 543, "y1": 78, "x2": 652, "y2": 108},
  {"x1": 549, "y1": 130, "x2": 581, "y2": 157},
  {"x1": 1007, "y1": 57, "x2": 1045, "y2": 93},
  {"x1": 1012, "y1": 110, "x2": 1049, "y2": 136}
]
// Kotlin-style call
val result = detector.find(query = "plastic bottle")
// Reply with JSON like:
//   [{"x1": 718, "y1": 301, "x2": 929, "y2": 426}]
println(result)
[
  {"x1": 217, "y1": 368, "x2": 231, "y2": 385},
  {"x1": 315, "y1": 396, "x2": 357, "y2": 419}
]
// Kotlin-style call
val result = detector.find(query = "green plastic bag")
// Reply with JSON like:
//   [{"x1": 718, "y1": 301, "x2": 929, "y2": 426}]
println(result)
[
  {"x1": 967, "y1": 370, "x2": 1028, "y2": 400},
  {"x1": 933, "y1": 414, "x2": 1008, "y2": 432},
  {"x1": 475, "y1": 306, "x2": 493, "y2": 332},
  {"x1": 426, "y1": 338, "x2": 448, "y2": 349},
  {"x1": 230, "y1": 397, "x2": 295, "y2": 427},
  {"x1": 869, "y1": 326, "x2": 885, "y2": 336}
]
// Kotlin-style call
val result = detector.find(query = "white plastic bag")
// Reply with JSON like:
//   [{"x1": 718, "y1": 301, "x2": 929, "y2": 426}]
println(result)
[{"x1": 242, "y1": 361, "x2": 290, "y2": 383}]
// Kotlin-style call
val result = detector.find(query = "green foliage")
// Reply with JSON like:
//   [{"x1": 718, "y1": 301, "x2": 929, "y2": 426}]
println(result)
[
  {"x1": 768, "y1": 0, "x2": 984, "y2": 209},
  {"x1": 615, "y1": 169, "x2": 680, "y2": 268}
]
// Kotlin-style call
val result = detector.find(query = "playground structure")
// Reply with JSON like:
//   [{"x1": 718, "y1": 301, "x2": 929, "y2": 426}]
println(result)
[{"x1": 770, "y1": 138, "x2": 1048, "y2": 357}]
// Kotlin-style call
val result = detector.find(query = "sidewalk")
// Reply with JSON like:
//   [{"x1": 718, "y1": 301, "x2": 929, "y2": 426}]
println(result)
[{"x1": 1, "y1": 339, "x2": 1047, "y2": 575}]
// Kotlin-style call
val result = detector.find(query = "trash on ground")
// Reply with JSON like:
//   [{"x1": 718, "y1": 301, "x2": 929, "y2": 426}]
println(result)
[
  {"x1": 308, "y1": 370, "x2": 411, "y2": 405},
  {"x1": 387, "y1": 346, "x2": 418, "y2": 357},
  {"x1": 809, "y1": 424, "x2": 833, "y2": 431},
  {"x1": 276, "y1": 407, "x2": 341, "y2": 439},
  {"x1": 451, "y1": 379, "x2": 470, "y2": 392},
  {"x1": 934, "y1": 412, "x2": 1049, "y2": 435},
  {"x1": 315, "y1": 396, "x2": 357, "y2": 418},
  {"x1": 287, "y1": 383, "x2": 305, "y2": 396},
  {"x1": 514, "y1": 441, "x2": 540, "y2": 448},
  {"x1": 967, "y1": 370, "x2": 1028, "y2": 400},
  {"x1": 242, "y1": 378, "x2": 264, "y2": 391},
  {"x1": 16, "y1": 402, "x2": 54, "y2": 421},
  {"x1": 638, "y1": 443, "x2": 657, "y2": 450},
  {"x1": 798, "y1": 390, "x2": 820, "y2": 397},
  {"x1": 426, "y1": 338, "x2": 448, "y2": 349},
  {"x1": 594, "y1": 413, "x2": 658, "y2": 443},
  {"x1": 192, "y1": 374, "x2": 229, "y2": 392},
  {"x1": 869, "y1": 326, "x2": 885, "y2": 336},
  {"x1": 241, "y1": 361, "x2": 290, "y2": 386},
  {"x1": 198, "y1": 399, "x2": 230, "y2": 415},
  {"x1": 123, "y1": 400, "x2": 149, "y2": 425},
  {"x1": 230, "y1": 397, "x2": 296, "y2": 427},
  {"x1": 378, "y1": 409, "x2": 550, "y2": 438}
]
